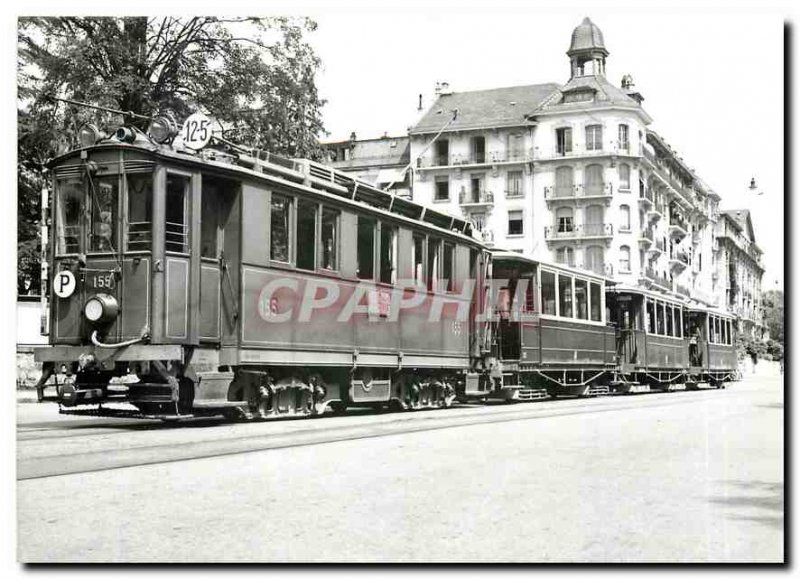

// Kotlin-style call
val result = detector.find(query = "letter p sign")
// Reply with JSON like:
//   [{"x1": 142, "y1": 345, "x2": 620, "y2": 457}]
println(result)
[{"x1": 54, "y1": 270, "x2": 76, "y2": 298}]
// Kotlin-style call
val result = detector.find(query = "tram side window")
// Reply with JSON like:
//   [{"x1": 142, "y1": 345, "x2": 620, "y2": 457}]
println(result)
[
  {"x1": 716, "y1": 318, "x2": 722, "y2": 344},
  {"x1": 357, "y1": 217, "x2": 376, "y2": 280},
  {"x1": 574, "y1": 278, "x2": 588, "y2": 320},
  {"x1": 427, "y1": 238, "x2": 441, "y2": 291},
  {"x1": 56, "y1": 178, "x2": 83, "y2": 254},
  {"x1": 674, "y1": 308, "x2": 682, "y2": 339},
  {"x1": 666, "y1": 304, "x2": 674, "y2": 337},
  {"x1": 727, "y1": 320, "x2": 733, "y2": 344},
  {"x1": 442, "y1": 243, "x2": 455, "y2": 292},
  {"x1": 524, "y1": 275, "x2": 536, "y2": 312},
  {"x1": 270, "y1": 194, "x2": 292, "y2": 263},
  {"x1": 709, "y1": 316, "x2": 718, "y2": 343},
  {"x1": 656, "y1": 302, "x2": 665, "y2": 335},
  {"x1": 646, "y1": 299, "x2": 655, "y2": 334},
  {"x1": 296, "y1": 199, "x2": 317, "y2": 271},
  {"x1": 412, "y1": 234, "x2": 425, "y2": 286},
  {"x1": 200, "y1": 179, "x2": 218, "y2": 258},
  {"x1": 379, "y1": 223, "x2": 397, "y2": 285},
  {"x1": 127, "y1": 173, "x2": 153, "y2": 251},
  {"x1": 721, "y1": 317, "x2": 728, "y2": 345},
  {"x1": 590, "y1": 282, "x2": 602, "y2": 322},
  {"x1": 90, "y1": 177, "x2": 120, "y2": 253},
  {"x1": 165, "y1": 174, "x2": 189, "y2": 253},
  {"x1": 320, "y1": 207, "x2": 339, "y2": 271},
  {"x1": 558, "y1": 274, "x2": 573, "y2": 318},
  {"x1": 541, "y1": 270, "x2": 557, "y2": 315}
]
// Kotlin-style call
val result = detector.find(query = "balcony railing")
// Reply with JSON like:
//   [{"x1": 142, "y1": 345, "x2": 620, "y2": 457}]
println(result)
[
  {"x1": 676, "y1": 284, "x2": 691, "y2": 298},
  {"x1": 642, "y1": 267, "x2": 672, "y2": 291},
  {"x1": 648, "y1": 238, "x2": 667, "y2": 254},
  {"x1": 505, "y1": 188, "x2": 525, "y2": 199},
  {"x1": 544, "y1": 183, "x2": 613, "y2": 200},
  {"x1": 639, "y1": 228, "x2": 654, "y2": 244},
  {"x1": 533, "y1": 140, "x2": 635, "y2": 161},
  {"x1": 459, "y1": 190, "x2": 494, "y2": 206},
  {"x1": 545, "y1": 222, "x2": 613, "y2": 241},
  {"x1": 421, "y1": 149, "x2": 534, "y2": 168},
  {"x1": 638, "y1": 187, "x2": 655, "y2": 206}
]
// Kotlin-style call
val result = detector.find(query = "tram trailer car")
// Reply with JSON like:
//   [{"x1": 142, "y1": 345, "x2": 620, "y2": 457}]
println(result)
[
  {"x1": 489, "y1": 252, "x2": 617, "y2": 400},
  {"x1": 34, "y1": 122, "x2": 496, "y2": 419}
]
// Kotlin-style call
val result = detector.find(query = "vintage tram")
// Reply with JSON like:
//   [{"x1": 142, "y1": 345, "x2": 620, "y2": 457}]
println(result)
[{"x1": 33, "y1": 117, "x2": 739, "y2": 421}]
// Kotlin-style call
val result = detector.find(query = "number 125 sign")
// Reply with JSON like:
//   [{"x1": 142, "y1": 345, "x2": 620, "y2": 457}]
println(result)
[{"x1": 180, "y1": 112, "x2": 213, "y2": 151}]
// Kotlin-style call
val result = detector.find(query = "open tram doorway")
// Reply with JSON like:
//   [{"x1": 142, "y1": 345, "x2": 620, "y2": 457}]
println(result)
[
  {"x1": 492, "y1": 259, "x2": 537, "y2": 361},
  {"x1": 610, "y1": 291, "x2": 644, "y2": 369},
  {"x1": 685, "y1": 309, "x2": 708, "y2": 368}
]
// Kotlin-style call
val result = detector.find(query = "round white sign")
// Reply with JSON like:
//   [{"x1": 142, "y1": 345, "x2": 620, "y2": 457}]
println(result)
[
  {"x1": 54, "y1": 270, "x2": 76, "y2": 298},
  {"x1": 180, "y1": 112, "x2": 213, "y2": 151}
]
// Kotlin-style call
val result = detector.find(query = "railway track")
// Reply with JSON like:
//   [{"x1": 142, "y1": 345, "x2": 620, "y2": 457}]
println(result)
[{"x1": 18, "y1": 387, "x2": 739, "y2": 481}]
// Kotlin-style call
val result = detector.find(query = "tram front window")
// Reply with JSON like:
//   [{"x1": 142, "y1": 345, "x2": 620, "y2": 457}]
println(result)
[
  {"x1": 89, "y1": 177, "x2": 119, "y2": 253},
  {"x1": 56, "y1": 178, "x2": 83, "y2": 254},
  {"x1": 127, "y1": 173, "x2": 153, "y2": 251}
]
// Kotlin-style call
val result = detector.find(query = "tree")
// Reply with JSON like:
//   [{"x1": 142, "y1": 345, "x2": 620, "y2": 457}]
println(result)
[
  {"x1": 762, "y1": 289, "x2": 784, "y2": 345},
  {"x1": 17, "y1": 17, "x2": 327, "y2": 292}
]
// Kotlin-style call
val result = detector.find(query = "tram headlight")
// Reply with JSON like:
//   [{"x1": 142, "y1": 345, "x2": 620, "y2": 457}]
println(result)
[
  {"x1": 78, "y1": 124, "x2": 102, "y2": 148},
  {"x1": 147, "y1": 116, "x2": 177, "y2": 144},
  {"x1": 84, "y1": 294, "x2": 119, "y2": 325},
  {"x1": 115, "y1": 126, "x2": 137, "y2": 144}
]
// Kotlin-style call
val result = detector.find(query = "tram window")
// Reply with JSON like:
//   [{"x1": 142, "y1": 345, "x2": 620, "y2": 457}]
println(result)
[
  {"x1": 127, "y1": 173, "x2": 152, "y2": 251},
  {"x1": 666, "y1": 305, "x2": 674, "y2": 337},
  {"x1": 357, "y1": 217, "x2": 376, "y2": 280},
  {"x1": 646, "y1": 299, "x2": 655, "y2": 334},
  {"x1": 674, "y1": 308, "x2": 682, "y2": 339},
  {"x1": 165, "y1": 174, "x2": 189, "y2": 253},
  {"x1": 379, "y1": 223, "x2": 398, "y2": 285},
  {"x1": 728, "y1": 320, "x2": 733, "y2": 344},
  {"x1": 320, "y1": 207, "x2": 339, "y2": 271},
  {"x1": 413, "y1": 234, "x2": 425, "y2": 286},
  {"x1": 56, "y1": 178, "x2": 83, "y2": 254},
  {"x1": 716, "y1": 318, "x2": 722, "y2": 344},
  {"x1": 721, "y1": 317, "x2": 727, "y2": 345},
  {"x1": 575, "y1": 278, "x2": 588, "y2": 320},
  {"x1": 710, "y1": 316, "x2": 718, "y2": 343},
  {"x1": 90, "y1": 177, "x2": 120, "y2": 253},
  {"x1": 524, "y1": 275, "x2": 536, "y2": 312},
  {"x1": 270, "y1": 194, "x2": 291, "y2": 263},
  {"x1": 200, "y1": 179, "x2": 218, "y2": 258},
  {"x1": 541, "y1": 270, "x2": 557, "y2": 315},
  {"x1": 296, "y1": 199, "x2": 317, "y2": 271},
  {"x1": 427, "y1": 238, "x2": 441, "y2": 291},
  {"x1": 558, "y1": 274, "x2": 573, "y2": 318},
  {"x1": 590, "y1": 282, "x2": 602, "y2": 321},
  {"x1": 442, "y1": 243, "x2": 455, "y2": 292},
  {"x1": 656, "y1": 302, "x2": 665, "y2": 335}
]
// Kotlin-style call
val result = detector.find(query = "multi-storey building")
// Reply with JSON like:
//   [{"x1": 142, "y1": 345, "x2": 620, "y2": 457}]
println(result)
[
  {"x1": 323, "y1": 17, "x2": 763, "y2": 332},
  {"x1": 323, "y1": 133, "x2": 412, "y2": 199}
]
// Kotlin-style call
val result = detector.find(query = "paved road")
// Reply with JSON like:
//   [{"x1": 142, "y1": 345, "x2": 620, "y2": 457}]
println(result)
[{"x1": 17, "y1": 375, "x2": 783, "y2": 562}]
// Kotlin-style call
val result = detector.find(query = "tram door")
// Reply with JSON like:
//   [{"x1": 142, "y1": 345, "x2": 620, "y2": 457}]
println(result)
[
  {"x1": 198, "y1": 175, "x2": 237, "y2": 342},
  {"x1": 615, "y1": 293, "x2": 643, "y2": 368}
]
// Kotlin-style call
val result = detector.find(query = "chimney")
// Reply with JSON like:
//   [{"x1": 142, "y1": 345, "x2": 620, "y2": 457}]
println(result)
[
  {"x1": 440, "y1": 81, "x2": 452, "y2": 95},
  {"x1": 418, "y1": 93, "x2": 423, "y2": 111},
  {"x1": 349, "y1": 131, "x2": 357, "y2": 142},
  {"x1": 434, "y1": 81, "x2": 442, "y2": 97}
]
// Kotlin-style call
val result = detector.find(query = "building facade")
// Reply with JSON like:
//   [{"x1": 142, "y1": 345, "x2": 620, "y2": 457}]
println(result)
[{"x1": 324, "y1": 17, "x2": 764, "y2": 333}]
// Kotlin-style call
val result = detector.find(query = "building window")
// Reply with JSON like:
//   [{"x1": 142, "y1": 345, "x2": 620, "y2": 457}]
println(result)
[
  {"x1": 556, "y1": 127, "x2": 572, "y2": 155},
  {"x1": 618, "y1": 163, "x2": 631, "y2": 190},
  {"x1": 472, "y1": 211, "x2": 486, "y2": 232},
  {"x1": 556, "y1": 207, "x2": 573, "y2": 233},
  {"x1": 506, "y1": 171, "x2": 523, "y2": 197},
  {"x1": 619, "y1": 245, "x2": 631, "y2": 272},
  {"x1": 508, "y1": 210, "x2": 523, "y2": 236},
  {"x1": 435, "y1": 139, "x2": 449, "y2": 166},
  {"x1": 585, "y1": 204, "x2": 605, "y2": 235},
  {"x1": 320, "y1": 207, "x2": 339, "y2": 271},
  {"x1": 507, "y1": 133, "x2": 524, "y2": 161},
  {"x1": 585, "y1": 245, "x2": 605, "y2": 275},
  {"x1": 555, "y1": 166, "x2": 574, "y2": 198},
  {"x1": 620, "y1": 204, "x2": 631, "y2": 231},
  {"x1": 584, "y1": 164, "x2": 604, "y2": 196},
  {"x1": 618, "y1": 124, "x2": 629, "y2": 151},
  {"x1": 586, "y1": 124, "x2": 603, "y2": 151},
  {"x1": 356, "y1": 216, "x2": 375, "y2": 280},
  {"x1": 556, "y1": 246, "x2": 575, "y2": 266},
  {"x1": 471, "y1": 135, "x2": 486, "y2": 163},
  {"x1": 434, "y1": 176, "x2": 449, "y2": 201},
  {"x1": 270, "y1": 193, "x2": 291, "y2": 263},
  {"x1": 296, "y1": 199, "x2": 317, "y2": 271}
]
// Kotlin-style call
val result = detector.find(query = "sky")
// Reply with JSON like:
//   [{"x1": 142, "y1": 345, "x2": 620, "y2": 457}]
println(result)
[{"x1": 307, "y1": 9, "x2": 785, "y2": 290}]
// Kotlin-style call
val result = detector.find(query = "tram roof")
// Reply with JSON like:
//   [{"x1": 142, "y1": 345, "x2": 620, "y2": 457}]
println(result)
[
  {"x1": 612, "y1": 283, "x2": 736, "y2": 317},
  {"x1": 490, "y1": 250, "x2": 615, "y2": 284}
]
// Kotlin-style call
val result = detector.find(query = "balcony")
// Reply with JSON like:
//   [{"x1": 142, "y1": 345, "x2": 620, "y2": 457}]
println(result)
[
  {"x1": 641, "y1": 267, "x2": 672, "y2": 292},
  {"x1": 668, "y1": 249, "x2": 690, "y2": 271},
  {"x1": 647, "y1": 237, "x2": 667, "y2": 256},
  {"x1": 544, "y1": 183, "x2": 613, "y2": 203},
  {"x1": 479, "y1": 229, "x2": 495, "y2": 246},
  {"x1": 533, "y1": 140, "x2": 636, "y2": 161},
  {"x1": 638, "y1": 227, "x2": 654, "y2": 247},
  {"x1": 647, "y1": 203, "x2": 665, "y2": 222},
  {"x1": 544, "y1": 222, "x2": 613, "y2": 242},
  {"x1": 669, "y1": 216, "x2": 688, "y2": 239},
  {"x1": 676, "y1": 284, "x2": 691, "y2": 298},
  {"x1": 459, "y1": 189, "x2": 494, "y2": 207},
  {"x1": 638, "y1": 187, "x2": 654, "y2": 208},
  {"x1": 691, "y1": 230, "x2": 702, "y2": 245},
  {"x1": 505, "y1": 188, "x2": 525, "y2": 199}
]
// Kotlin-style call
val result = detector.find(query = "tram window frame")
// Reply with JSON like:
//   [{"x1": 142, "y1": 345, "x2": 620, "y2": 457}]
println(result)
[
  {"x1": 716, "y1": 317, "x2": 722, "y2": 344},
  {"x1": 589, "y1": 282, "x2": 602, "y2": 322},
  {"x1": 296, "y1": 198, "x2": 318, "y2": 271},
  {"x1": 126, "y1": 172, "x2": 153, "y2": 253},
  {"x1": 320, "y1": 206, "x2": 340, "y2": 272},
  {"x1": 674, "y1": 307, "x2": 682, "y2": 339},
  {"x1": 356, "y1": 216, "x2": 376, "y2": 281},
  {"x1": 524, "y1": 274, "x2": 536, "y2": 312},
  {"x1": 666, "y1": 304, "x2": 674, "y2": 336},
  {"x1": 199, "y1": 177, "x2": 221, "y2": 260},
  {"x1": 646, "y1": 299, "x2": 655, "y2": 334},
  {"x1": 412, "y1": 233, "x2": 425, "y2": 286},
  {"x1": 427, "y1": 237, "x2": 442, "y2": 292},
  {"x1": 574, "y1": 278, "x2": 588, "y2": 320},
  {"x1": 558, "y1": 273, "x2": 573, "y2": 319},
  {"x1": 727, "y1": 320, "x2": 733, "y2": 344},
  {"x1": 270, "y1": 193, "x2": 293, "y2": 264},
  {"x1": 541, "y1": 269, "x2": 557, "y2": 316},
  {"x1": 656, "y1": 301, "x2": 665, "y2": 335},
  {"x1": 442, "y1": 242, "x2": 456, "y2": 293},
  {"x1": 379, "y1": 222, "x2": 398, "y2": 285},
  {"x1": 164, "y1": 172, "x2": 190, "y2": 255},
  {"x1": 55, "y1": 177, "x2": 84, "y2": 255},
  {"x1": 721, "y1": 317, "x2": 728, "y2": 345},
  {"x1": 89, "y1": 174, "x2": 121, "y2": 254}
]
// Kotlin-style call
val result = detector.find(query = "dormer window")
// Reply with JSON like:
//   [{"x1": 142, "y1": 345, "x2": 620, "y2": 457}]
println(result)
[{"x1": 563, "y1": 89, "x2": 594, "y2": 104}]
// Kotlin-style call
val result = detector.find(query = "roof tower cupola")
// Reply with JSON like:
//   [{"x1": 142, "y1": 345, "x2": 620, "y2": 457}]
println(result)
[{"x1": 567, "y1": 17, "x2": 609, "y2": 79}]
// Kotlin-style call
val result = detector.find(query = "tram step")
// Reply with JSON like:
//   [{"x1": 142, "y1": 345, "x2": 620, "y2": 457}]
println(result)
[
  {"x1": 585, "y1": 385, "x2": 610, "y2": 396},
  {"x1": 517, "y1": 389, "x2": 549, "y2": 401}
]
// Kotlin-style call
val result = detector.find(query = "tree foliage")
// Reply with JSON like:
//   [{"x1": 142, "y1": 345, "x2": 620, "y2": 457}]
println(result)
[
  {"x1": 761, "y1": 289, "x2": 784, "y2": 345},
  {"x1": 17, "y1": 17, "x2": 327, "y2": 293}
]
